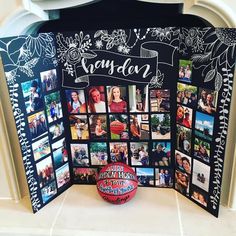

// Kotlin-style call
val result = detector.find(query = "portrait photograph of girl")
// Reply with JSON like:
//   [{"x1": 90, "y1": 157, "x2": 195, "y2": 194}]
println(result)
[
  {"x1": 175, "y1": 150, "x2": 192, "y2": 175},
  {"x1": 194, "y1": 138, "x2": 210, "y2": 163},
  {"x1": 87, "y1": 86, "x2": 106, "y2": 113},
  {"x1": 150, "y1": 89, "x2": 170, "y2": 112},
  {"x1": 191, "y1": 186, "x2": 208, "y2": 207},
  {"x1": 128, "y1": 85, "x2": 148, "y2": 112},
  {"x1": 109, "y1": 142, "x2": 128, "y2": 164},
  {"x1": 175, "y1": 170, "x2": 189, "y2": 196},
  {"x1": 107, "y1": 86, "x2": 127, "y2": 113},
  {"x1": 176, "y1": 104, "x2": 193, "y2": 128},
  {"x1": 89, "y1": 115, "x2": 107, "y2": 140},
  {"x1": 65, "y1": 89, "x2": 86, "y2": 114},
  {"x1": 176, "y1": 124, "x2": 192, "y2": 155},
  {"x1": 69, "y1": 115, "x2": 89, "y2": 140},
  {"x1": 130, "y1": 142, "x2": 149, "y2": 166}
]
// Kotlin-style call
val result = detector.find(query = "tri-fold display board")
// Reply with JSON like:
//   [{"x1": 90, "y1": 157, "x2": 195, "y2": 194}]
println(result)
[{"x1": 1, "y1": 27, "x2": 236, "y2": 217}]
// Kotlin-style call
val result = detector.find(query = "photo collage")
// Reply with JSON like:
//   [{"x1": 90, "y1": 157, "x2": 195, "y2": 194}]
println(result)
[
  {"x1": 175, "y1": 60, "x2": 217, "y2": 208},
  {"x1": 65, "y1": 85, "x2": 173, "y2": 187},
  {"x1": 21, "y1": 69, "x2": 71, "y2": 204}
]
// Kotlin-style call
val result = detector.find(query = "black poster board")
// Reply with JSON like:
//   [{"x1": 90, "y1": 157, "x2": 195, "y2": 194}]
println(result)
[{"x1": 0, "y1": 27, "x2": 235, "y2": 217}]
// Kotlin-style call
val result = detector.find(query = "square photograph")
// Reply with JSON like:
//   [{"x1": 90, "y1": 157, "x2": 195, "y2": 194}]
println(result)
[
  {"x1": 151, "y1": 142, "x2": 171, "y2": 167},
  {"x1": 195, "y1": 112, "x2": 214, "y2": 141},
  {"x1": 179, "y1": 59, "x2": 193, "y2": 83},
  {"x1": 70, "y1": 143, "x2": 89, "y2": 167},
  {"x1": 192, "y1": 159, "x2": 211, "y2": 192},
  {"x1": 198, "y1": 88, "x2": 218, "y2": 114},
  {"x1": 49, "y1": 121, "x2": 64, "y2": 140},
  {"x1": 150, "y1": 89, "x2": 170, "y2": 112},
  {"x1": 194, "y1": 138, "x2": 211, "y2": 163},
  {"x1": 155, "y1": 168, "x2": 173, "y2": 187},
  {"x1": 176, "y1": 124, "x2": 192, "y2": 155},
  {"x1": 89, "y1": 115, "x2": 107, "y2": 140},
  {"x1": 177, "y1": 82, "x2": 198, "y2": 107},
  {"x1": 128, "y1": 85, "x2": 149, "y2": 112},
  {"x1": 65, "y1": 90, "x2": 86, "y2": 114},
  {"x1": 44, "y1": 91, "x2": 63, "y2": 123},
  {"x1": 175, "y1": 170, "x2": 190, "y2": 196},
  {"x1": 32, "y1": 136, "x2": 51, "y2": 162},
  {"x1": 87, "y1": 86, "x2": 106, "y2": 113},
  {"x1": 73, "y1": 168, "x2": 97, "y2": 184},
  {"x1": 109, "y1": 142, "x2": 128, "y2": 164},
  {"x1": 130, "y1": 114, "x2": 149, "y2": 140},
  {"x1": 21, "y1": 79, "x2": 44, "y2": 114},
  {"x1": 130, "y1": 142, "x2": 149, "y2": 166},
  {"x1": 191, "y1": 185, "x2": 208, "y2": 207},
  {"x1": 90, "y1": 142, "x2": 108, "y2": 165},
  {"x1": 40, "y1": 69, "x2": 58, "y2": 92},
  {"x1": 151, "y1": 114, "x2": 171, "y2": 139},
  {"x1": 175, "y1": 150, "x2": 192, "y2": 175},
  {"x1": 36, "y1": 156, "x2": 54, "y2": 188},
  {"x1": 107, "y1": 86, "x2": 127, "y2": 113},
  {"x1": 176, "y1": 104, "x2": 193, "y2": 129},
  {"x1": 52, "y1": 138, "x2": 68, "y2": 169},
  {"x1": 55, "y1": 163, "x2": 70, "y2": 189},
  {"x1": 136, "y1": 168, "x2": 154, "y2": 187},
  {"x1": 109, "y1": 114, "x2": 129, "y2": 140},
  {"x1": 69, "y1": 115, "x2": 89, "y2": 140},
  {"x1": 28, "y1": 111, "x2": 48, "y2": 140},
  {"x1": 41, "y1": 181, "x2": 57, "y2": 204}
]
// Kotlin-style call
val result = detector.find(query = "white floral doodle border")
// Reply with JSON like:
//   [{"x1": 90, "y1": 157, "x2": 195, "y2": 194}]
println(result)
[{"x1": 0, "y1": 34, "x2": 57, "y2": 212}]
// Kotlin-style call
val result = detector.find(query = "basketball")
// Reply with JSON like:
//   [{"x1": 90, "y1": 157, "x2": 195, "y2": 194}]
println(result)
[
  {"x1": 96, "y1": 162, "x2": 138, "y2": 204},
  {"x1": 110, "y1": 120, "x2": 126, "y2": 135}
]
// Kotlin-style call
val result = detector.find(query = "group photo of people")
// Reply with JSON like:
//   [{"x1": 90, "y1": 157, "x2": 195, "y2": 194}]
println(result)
[
  {"x1": 155, "y1": 169, "x2": 173, "y2": 187},
  {"x1": 66, "y1": 90, "x2": 86, "y2": 114},
  {"x1": 151, "y1": 142, "x2": 171, "y2": 166},
  {"x1": 130, "y1": 142, "x2": 149, "y2": 166},
  {"x1": 55, "y1": 163, "x2": 70, "y2": 189},
  {"x1": 191, "y1": 187, "x2": 208, "y2": 207},
  {"x1": 150, "y1": 89, "x2": 170, "y2": 112},
  {"x1": 178, "y1": 59, "x2": 192, "y2": 83},
  {"x1": 28, "y1": 111, "x2": 48, "y2": 140},
  {"x1": 21, "y1": 79, "x2": 44, "y2": 114},
  {"x1": 175, "y1": 151, "x2": 191, "y2": 175},
  {"x1": 194, "y1": 138, "x2": 210, "y2": 163},
  {"x1": 177, "y1": 82, "x2": 198, "y2": 107},
  {"x1": 40, "y1": 69, "x2": 58, "y2": 92},
  {"x1": 128, "y1": 85, "x2": 148, "y2": 112},
  {"x1": 176, "y1": 124, "x2": 192, "y2": 155},
  {"x1": 49, "y1": 121, "x2": 64, "y2": 140},
  {"x1": 136, "y1": 168, "x2": 154, "y2": 186},
  {"x1": 73, "y1": 168, "x2": 97, "y2": 184},
  {"x1": 90, "y1": 142, "x2": 108, "y2": 165},
  {"x1": 130, "y1": 114, "x2": 149, "y2": 140},
  {"x1": 32, "y1": 136, "x2": 51, "y2": 162},
  {"x1": 69, "y1": 115, "x2": 89, "y2": 140},
  {"x1": 176, "y1": 104, "x2": 193, "y2": 128},
  {"x1": 89, "y1": 115, "x2": 107, "y2": 139},
  {"x1": 198, "y1": 88, "x2": 217, "y2": 114},
  {"x1": 70, "y1": 143, "x2": 89, "y2": 167},
  {"x1": 52, "y1": 138, "x2": 68, "y2": 169},
  {"x1": 175, "y1": 170, "x2": 189, "y2": 196},
  {"x1": 109, "y1": 142, "x2": 128, "y2": 164}
]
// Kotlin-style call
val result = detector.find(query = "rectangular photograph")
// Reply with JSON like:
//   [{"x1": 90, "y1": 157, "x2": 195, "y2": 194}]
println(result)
[
  {"x1": 90, "y1": 142, "x2": 108, "y2": 165},
  {"x1": 70, "y1": 143, "x2": 89, "y2": 167},
  {"x1": 175, "y1": 150, "x2": 192, "y2": 175},
  {"x1": 41, "y1": 181, "x2": 57, "y2": 204},
  {"x1": 109, "y1": 142, "x2": 128, "y2": 164},
  {"x1": 21, "y1": 79, "x2": 44, "y2": 114},
  {"x1": 130, "y1": 142, "x2": 149, "y2": 166},
  {"x1": 176, "y1": 104, "x2": 193, "y2": 129},
  {"x1": 49, "y1": 121, "x2": 64, "y2": 140},
  {"x1": 87, "y1": 86, "x2": 106, "y2": 113},
  {"x1": 195, "y1": 112, "x2": 214, "y2": 141},
  {"x1": 198, "y1": 88, "x2": 218, "y2": 114},
  {"x1": 175, "y1": 170, "x2": 190, "y2": 196},
  {"x1": 40, "y1": 69, "x2": 58, "y2": 92},
  {"x1": 176, "y1": 124, "x2": 192, "y2": 155},
  {"x1": 65, "y1": 90, "x2": 86, "y2": 114},
  {"x1": 28, "y1": 111, "x2": 48, "y2": 140},
  {"x1": 52, "y1": 138, "x2": 68, "y2": 169},
  {"x1": 194, "y1": 138, "x2": 211, "y2": 163},
  {"x1": 136, "y1": 168, "x2": 154, "y2": 187},
  {"x1": 73, "y1": 168, "x2": 97, "y2": 184},
  {"x1": 155, "y1": 168, "x2": 173, "y2": 187},
  {"x1": 89, "y1": 115, "x2": 107, "y2": 140},
  {"x1": 32, "y1": 136, "x2": 51, "y2": 162},
  {"x1": 128, "y1": 85, "x2": 149, "y2": 112},
  {"x1": 36, "y1": 156, "x2": 55, "y2": 188},
  {"x1": 107, "y1": 86, "x2": 127, "y2": 113},
  {"x1": 178, "y1": 59, "x2": 193, "y2": 83},
  {"x1": 191, "y1": 185, "x2": 208, "y2": 207},
  {"x1": 151, "y1": 114, "x2": 171, "y2": 139},
  {"x1": 151, "y1": 142, "x2": 171, "y2": 166},
  {"x1": 55, "y1": 163, "x2": 70, "y2": 189},
  {"x1": 150, "y1": 89, "x2": 170, "y2": 112},
  {"x1": 44, "y1": 91, "x2": 63, "y2": 123},
  {"x1": 109, "y1": 114, "x2": 129, "y2": 140},
  {"x1": 192, "y1": 159, "x2": 211, "y2": 192},
  {"x1": 130, "y1": 114, "x2": 149, "y2": 140},
  {"x1": 69, "y1": 115, "x2": 89, "y2": 140},
  {"x1": 177, "y1": 82, "x2": 198, "y2": 107}
]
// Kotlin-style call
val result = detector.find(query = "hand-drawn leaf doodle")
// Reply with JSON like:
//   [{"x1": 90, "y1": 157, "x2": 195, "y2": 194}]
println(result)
[
  {"x1": 215, "y1": 72, "x2": 223, "y2": 91},
  {"x1": 204, "y1": 69, "x2": 216, "y2": 82},
  {"x1": 81, "y1": 51, "x2": 97, "y2": 59}
]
